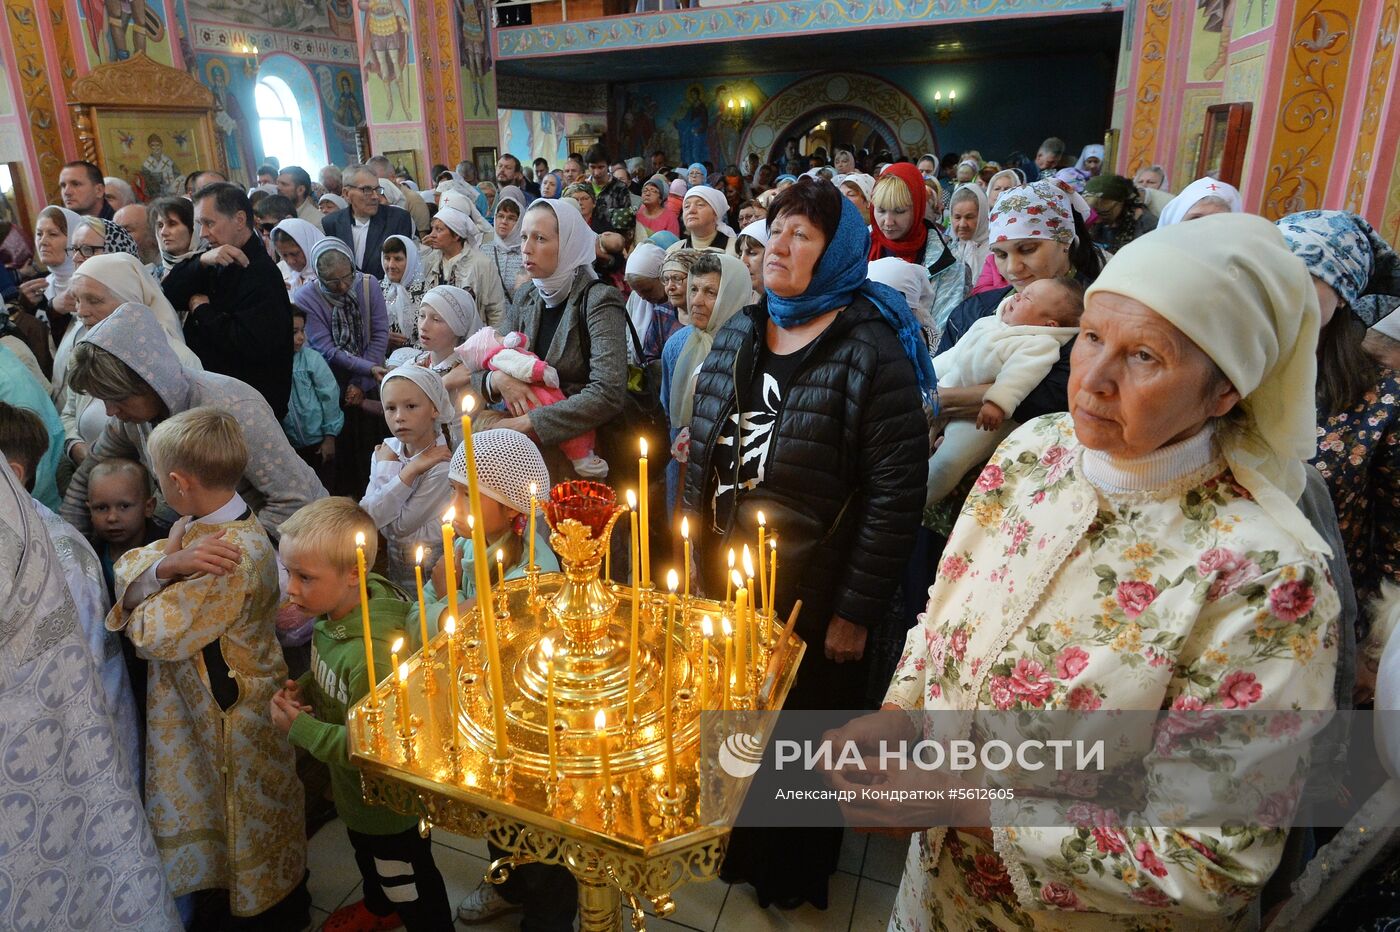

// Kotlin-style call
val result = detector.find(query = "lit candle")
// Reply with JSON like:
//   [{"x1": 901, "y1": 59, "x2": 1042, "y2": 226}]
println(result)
[
  {"x1": 638, "y1": 438, "x2": 651, "y2": 588},
  {"x1": 720, "y1": 617, "x2": 733, "y2": 710},
  {"x1": 742, "y1": 547, "x2": 757, "y2": 671},
  {"x1": 396, "y1": 661, "x2": 410, "y2": 724},
  {"x1": 723, "y1": 548, "x2": 735, "y2": 607},
  {"x1": 496, "y1": 547, "x2": 506, "y2": 590},
  {"x1": 768, "y1": 536, "x2": 778, "y2": 625},
  {"x1": 596, "y1": 708, "x2": 612, "y2": 789},
  {"x1": 355, "y1": 532, "x2": 377, "y2": 704},
  {"x1": 542, "y1": 637, "x2": 557, "y2": 782},
  {"x1": 732, "y1": 573, "x2": 748, "y2": 699},
  {"x1": 664, "y1": 569, "x2": 679, "y2": 795},
  {"x1": 459, "y1": 393, "x2": 474, "y2": 451},
  {"x1": 700, "y1": 616, "x2": 713, "y2": 709},
  {"x1": 681, "y1": 517, "x2": 692, "y2": 602},
  {"x1": 414, "y1": 545, "x2": 431, "y2": 657},
  {"x1": 756, "y1": 512, "x2": 767, "y2": 630},
  {"x1": 441, "y1": 507, "x2": 459, "y2": 635},
  {"x1": 625, "y1": 489, "x2": 640, "y2": 726},
  {"x1": 527, "y1": 482, "x2": 538, "y2": 571},
  {"x1": 390, "y1": 636, "x2": 403, "y2": 677},
  {"x1": 467, "y1": 514, "x2": 508, "y2": 757}
]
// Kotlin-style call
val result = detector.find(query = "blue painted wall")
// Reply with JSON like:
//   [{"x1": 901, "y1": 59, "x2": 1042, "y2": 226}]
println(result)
[{"x1": 613, "y1": 56, "x2": 1115, "y2": 168}]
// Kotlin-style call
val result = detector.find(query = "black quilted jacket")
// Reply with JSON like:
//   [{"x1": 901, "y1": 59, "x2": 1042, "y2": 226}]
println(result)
[{"x1": 683, "y1": 295, "x2": 927, "y2": 640}]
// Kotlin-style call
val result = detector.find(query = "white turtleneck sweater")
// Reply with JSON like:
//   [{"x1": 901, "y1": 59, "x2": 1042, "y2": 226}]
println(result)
[{"x1": 1080, "y1": 424, "x2": 1218, "y2": 494}]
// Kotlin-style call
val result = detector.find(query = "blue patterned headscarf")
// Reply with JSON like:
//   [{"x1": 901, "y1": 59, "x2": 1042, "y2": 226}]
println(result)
[
  {"x1": 1277, "y1": 210, "x2": 1400, "y2": 325},
  {"x1": 766, "y1": 195, "x2": 938, "y2": 401}
]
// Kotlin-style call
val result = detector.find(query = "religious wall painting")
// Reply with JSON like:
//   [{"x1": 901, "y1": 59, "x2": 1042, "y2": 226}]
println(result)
[
  {"x1": 361, "y1": 0, "x2": 420, "y2": 124},
  {"x1": 76, "y1": 0, "x2": 177, "y2": 67},
  {"x1": 1174, "y1": 88, "x2": 1221, "y2": 190},
  {"x1": 1188, "y1": 0, "x2": 1236, "y2": 83},
  {"x1": 183, "y1": 0, "x2": 355, "y2": 40},
  {"x1": 316, "y1": 64, "x2": 365, "y2": 164},
  {"x1": 203, "y1": 56, "x2": 256, "y2": 176},
  {"x1": 454, "y1": 0, "x2": 495, "y2": 118},
  {"x1": 101, "y1": 114, "x2": 207, "y2": 200},
  {"x1": 1233, "y1": 0, "x2": 1277, "y2": 39},
  {"x1": 665, "y1": 78, "x2": 766, "y2": 168}
]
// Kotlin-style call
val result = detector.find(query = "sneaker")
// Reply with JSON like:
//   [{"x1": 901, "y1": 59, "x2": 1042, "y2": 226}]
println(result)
[
  {"x1": 457, "y1": 882, "x2": 521, "y2": 924},
  {"x1": 321, "y1": 899, "x2": 403, "y2": 932}
]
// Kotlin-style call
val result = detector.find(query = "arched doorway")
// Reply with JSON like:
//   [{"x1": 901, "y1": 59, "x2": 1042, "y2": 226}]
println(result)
[{"x1": 737, "y1": 72, "x2": 936, "y2": 165}]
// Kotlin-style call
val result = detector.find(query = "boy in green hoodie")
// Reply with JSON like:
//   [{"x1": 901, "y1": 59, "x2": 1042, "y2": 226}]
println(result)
[{"x1": 270, "y1": 497, "x2": 454, "y2": 932}]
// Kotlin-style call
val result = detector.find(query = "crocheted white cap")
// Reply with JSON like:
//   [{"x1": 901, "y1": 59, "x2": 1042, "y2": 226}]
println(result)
[{"x1": 448, "y1": 428, "x2": 551, "y2": 516}]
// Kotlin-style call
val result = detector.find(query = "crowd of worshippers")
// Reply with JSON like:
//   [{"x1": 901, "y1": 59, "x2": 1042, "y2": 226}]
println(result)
[{"x1": 3, "y1": 129, "x2": 1400, "y2": 932}]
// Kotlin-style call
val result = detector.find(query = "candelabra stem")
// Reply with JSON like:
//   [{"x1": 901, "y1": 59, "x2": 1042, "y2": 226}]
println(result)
[{"x1": 576, "y1": 876, "x2": 623, "y2": 932}]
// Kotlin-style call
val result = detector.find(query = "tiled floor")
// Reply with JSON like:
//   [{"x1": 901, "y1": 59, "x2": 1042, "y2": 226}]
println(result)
[{"x1": 305, "y1": 819, "x2": 904, "y2": 930}]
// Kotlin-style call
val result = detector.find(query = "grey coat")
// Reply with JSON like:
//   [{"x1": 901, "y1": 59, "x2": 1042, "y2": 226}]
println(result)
[{"x1": 473, "y1": 267, "x2": 627, "y2": 452}]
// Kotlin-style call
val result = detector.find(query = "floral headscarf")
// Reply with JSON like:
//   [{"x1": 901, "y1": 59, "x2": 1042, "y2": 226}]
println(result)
[
  {"x1": 988, "y1": 181, "x2": 1078, "y2": 246},
  {"x1": 1277, "y1": 209, "x2": 1400, "y2": 326}
]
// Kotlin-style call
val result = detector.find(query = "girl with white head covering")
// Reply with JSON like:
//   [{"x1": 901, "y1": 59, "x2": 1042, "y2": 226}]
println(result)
[
  {"x1": 1156, "y1": 176, "x2": 1244, "y2": 227},
  {"x1": 379, "y1": 232, "x2": 425, "y2": 347},
  {"x1": 391, "y1": 284, "x2": 485, "y2": 442},
  {"x1": 947, "y1": 183, "x2": 990, "y2": 287},
  {"x1": 422, "y1": 193, "x2": 507, "y2": 326},
  {"x1": 671, "y1": 185, "x2": 738, "y2": 256},
  {"x1": 361, "y1": 364, "x2": 455, "y2": 587},
  {"x1": 660, "y1": 251, "x2": 751, "y2": 510},
  {"x1": 271, "y1": 217, "x2": 325, "y2": 291},
  {"x1": 486, "y1": 185, "x2": 528, "y2": 301}
]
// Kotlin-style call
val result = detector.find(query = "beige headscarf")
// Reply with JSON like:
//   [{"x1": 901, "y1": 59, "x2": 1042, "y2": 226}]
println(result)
[
  {"x1": 668, "y1": 253, "x2": 751, "y2": 429},
  {"x1": 70, "y1": 252, "x2": 186, "y2": 345},
  {"x1": 1084, "y1": 213, "x2": 1328, "y2": 555}
]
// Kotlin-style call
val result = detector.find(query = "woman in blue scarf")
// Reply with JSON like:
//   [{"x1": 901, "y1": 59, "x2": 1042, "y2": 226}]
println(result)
[{"x1": 680, "y1": 178, "x2": 930, "y2": 911}]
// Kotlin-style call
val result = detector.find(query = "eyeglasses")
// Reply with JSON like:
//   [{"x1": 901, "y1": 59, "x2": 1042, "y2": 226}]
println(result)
[
  {"x1": 347, "y1": 184, "x2": 379, "y2": 195},
  {"x1": 321, "y1": 271, "x2": 355, "y2": 287},
  {"x1": 74, "y1": 244, "x2": 106, "y2": 259},
  {"x1": 661, "y1": 273, "x2": 687, "y2": 286}
]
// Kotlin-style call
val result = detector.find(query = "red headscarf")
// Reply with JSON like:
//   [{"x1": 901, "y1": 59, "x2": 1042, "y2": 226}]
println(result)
[{"x1": 868, "y1": 163, "x2": 930, "y2": 264}]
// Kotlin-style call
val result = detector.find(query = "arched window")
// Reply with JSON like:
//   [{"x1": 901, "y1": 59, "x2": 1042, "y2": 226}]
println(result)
[{"x1": 256, "y1": 75, "x2": 309, "y2": 168}]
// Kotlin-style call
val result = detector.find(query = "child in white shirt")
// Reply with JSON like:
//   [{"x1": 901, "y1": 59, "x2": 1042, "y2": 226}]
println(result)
[
  {"x1": 360, "y1": 365, "x2": 454, "y2": 588},
  {"x1": 926, "y1": 277, "x2": 1084, "y2": 507}
]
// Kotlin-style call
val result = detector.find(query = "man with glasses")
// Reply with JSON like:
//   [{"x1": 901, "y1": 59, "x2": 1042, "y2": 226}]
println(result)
[
  {"x1": 322, "y1": 164, "x2": 413, "y2": 280},
  {"x1": 161, "y1": 182, "x2": 295, "y2": 419}
]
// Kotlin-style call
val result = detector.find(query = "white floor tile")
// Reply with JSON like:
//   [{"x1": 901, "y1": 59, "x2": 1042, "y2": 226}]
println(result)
[
  {"x1": 860, "y1": 835, "x2": 909, "y2": 886},
  {"x1": 306, "y1": 818, "x2": 361, "y2": 912},
  {"x1": 713, "y1": 870, "x2": 858, "y2": 931},
  {"x1": 838, "y1": 831, "x2": 868, "y2": 875},
  {"x1": 849, "y1": 878, "x2": 897, "y2": 932}
]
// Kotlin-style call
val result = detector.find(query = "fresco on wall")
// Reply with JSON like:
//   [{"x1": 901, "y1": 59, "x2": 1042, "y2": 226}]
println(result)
[
  {"x1": 202, "y1": 55, "x2": 258, "y2": 178},
  {"x1": 76, "y1": 0, "x2": 177, "y2": 66},
  {"x1": 617, "y1": 78, "x2": 767, "y2": 168},
  {"x1": 361, "y1": 0, "x2": 419, "y2": 124},
  {"x1": 1188, "y1": 0, "x2": 1235, "y2": 83},
  {"x1": 315, "y1": 65, "x2": 366, "y2": 165},
  {"x1": 183, "y1": 0, "x2": 356, "y2": 39},
  {"x1": 499, "y1": 109, "x2": 606, "y2": 165},
  {"x1": 456, "y1": 0, "x2": 496, "y2": 119},
  {"x1": 1233, "y1": 0, "x2": 1276, "y2": 40}
]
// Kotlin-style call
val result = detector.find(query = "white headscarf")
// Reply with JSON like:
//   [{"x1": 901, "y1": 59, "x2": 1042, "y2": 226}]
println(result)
[
  {"x1": 948, "y1": 183, "x2": 990, "y2": 282},
  {"x1": 1084, "y1": 213, "x2": 1328, "y2": 556},
  {"x1": 40, "y1": 206, "x2": 83, "y2": 301},
  {"x1": 378, "y1": 178, "x2": 406, "y2": 208},
  {"x1": 1156, "y1": 177, "x2": 1244, "y2": 227},
  {"x1": 70, "y1": 253, "x2": 186, "y2": 346},
  {"x1": 683, "y1": 186, "x2": 736, "y2": 239},
  {"x1": 839, "y1": 173, "x2": 876, "y2": 203},
  {"x1": 319, "y1": 193, "x2": 348, "y2": 211},
  {"x1": 1075, "y1": 144, "x2": 1105, "y2": 173},
  {"x1": 739, "y1": 218, "x2": 769, "y2": 246},
  {"x1": 271, "y1": 217, "x2": 324, "y2": 289},
  {"x1": 867, "y1": 256, "x2": 936, "y2": 331},
  {"x1": 381, "y1": 233, "x2": 422, "y2": 336},
  {"x1": 421, "y1": 284, "x2": 483, "y2": 339},
  {"x1": 381, "y1": 363, "x2": 453, "y2": 424},
  {"x1": 438, "y1": 189, "x2": 491, "y2": 245},
  {"x1": 528, "y1": 199, "x2": 598, "y2": 306},
  {"x1": 494, "y1": 185, "x2": 526, "y2": 250},
  {"x1": 624, "y1": 242, "x2": 666, "y2": 279},
  {"x1": 669, "y1": 253, "x2": 751, "y2": 429},
  {"x1": 435, "y1": 207, "x2": 474, "y2": 242}
]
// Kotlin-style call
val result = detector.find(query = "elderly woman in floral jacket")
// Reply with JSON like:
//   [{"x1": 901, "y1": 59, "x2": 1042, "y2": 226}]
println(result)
[{"x1": 831, "y1": 215, "x2": 1341, "y2": 927}]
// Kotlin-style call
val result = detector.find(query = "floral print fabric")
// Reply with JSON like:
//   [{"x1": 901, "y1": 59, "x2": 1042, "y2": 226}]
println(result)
[{"x1": 885, "y1": 414, "x2": 1339, "y2": 929}]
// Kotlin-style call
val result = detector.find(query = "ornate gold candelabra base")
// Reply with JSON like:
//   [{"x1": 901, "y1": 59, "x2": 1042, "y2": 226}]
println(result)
[{"x1": 349, "y1": 482, "x2": 806, "y2": 931}]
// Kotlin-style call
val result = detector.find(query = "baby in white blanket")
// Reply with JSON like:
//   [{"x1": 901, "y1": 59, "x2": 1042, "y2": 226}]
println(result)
[{"x1": 927, "y1": 278, "x2": 1083, "y2": 507}]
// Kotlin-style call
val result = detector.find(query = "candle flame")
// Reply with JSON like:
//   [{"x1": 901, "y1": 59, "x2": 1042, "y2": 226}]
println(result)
[
  {"x1": 757, "y1": 510, "x2": 766, "y2": 527},
  {"x1": 667, "y1": 568, "x2": 679, "y2": 592},
  {"x1": 701, "y1": 616, "x2": 714, "y2": 636},
  {"x1": 415, "y1": 544, "x2": 424, "y2": 564},
  {"x1": 625, "y1": 488, "x2": 637, "y2": 508},
  {"x1": 727, "y1": 548, "x2": 736, "y2": 568},
  {"x1": 541, "y1": 636, "x2": 554, "y2": 659},
  {"x1": 443, "y1": 506, "x2": 455, "y2": 523},
  {"x1": 462, "y1": 394, "x2": 475, "y2": 414},
  {"x1": 770, "y1": 536, "x2": 777, "y2": 551},
  {"x1": 595, "y1": 709, "x2": 606, "y2": 729},
  {"x1": 731, "y1": 569, "x2": 744, "y2": 589},
  {"x1": 742, "y1": 545, "x2": 755, "y2": 578},
  {"x1": 398, "y1": 661, "x2": 409, "y2": 683},
  {"x1": 529, "y1": 482, "x2": 538, "y2": 495},
  {"x1": 355, "y1": 531, "x2": 366, "y2": 547},
  {"x1": 444, "y1": 615, "x2": 456, "y2": 635},
  {"x1": 496, "y1": 548, "x2": 504, "y2": 563},
  {"x1": 467, "y1": 514, "x2": 475, "y2": 529},
  {"x1": 722, "y1": 616, "x2": 733, "y2": 636},
  {"x1": 639, "y1": 437, "x2": 648, "y2": 458},
  {"x1": 681, "y1": 516, "x2": 689, "y2": 539},
  {"x1": 391, "y1": 637, "x2": 404, "y2": 654}
]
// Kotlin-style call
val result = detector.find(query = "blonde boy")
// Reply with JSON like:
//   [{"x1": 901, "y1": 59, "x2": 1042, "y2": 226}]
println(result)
[
  {"x1": 106, "y1": 406, "x2": 308, "y2": 922},
  {"x1": 272, "y1": 498, "x2": 453, "y2": 931}
]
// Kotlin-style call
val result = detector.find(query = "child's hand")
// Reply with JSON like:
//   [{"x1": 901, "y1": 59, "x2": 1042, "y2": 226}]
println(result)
[
  {"x1": 401, "y1": 444, "x2": 451, "y2": 483},
  {"x1": 374, "y1": 443, "x2": 398, "y2": 462},
  {"x1": 387, "y1": 332, "x2": 410, "y2": 350},
  {"x1": 269, "y1": 690, "x2": 304, "y2": 735},
  {"x1": 320, "y1": 435, "x2": 336, "y2": 463},
  {"x1": 344, "y1": 384, "x2": 365, "y2": 407},
  {"x1": 157, "y1": 528, "x2": 242, "y2": 580},
  {"x1": 975, "y1": 401, "x2": 1005, "y2": 432}
]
